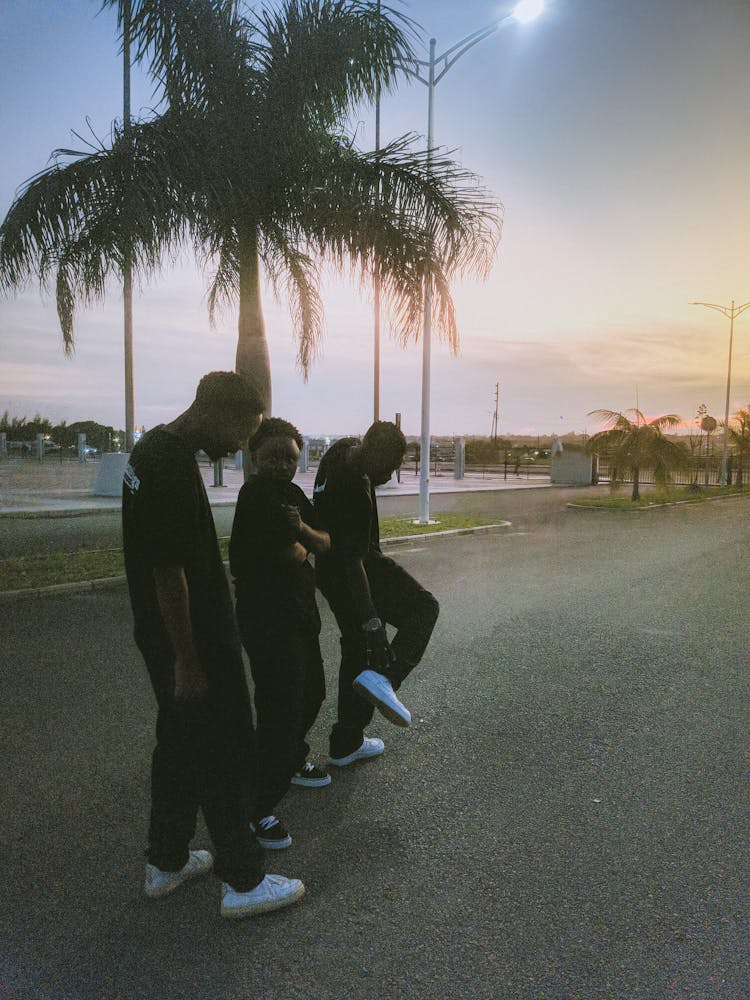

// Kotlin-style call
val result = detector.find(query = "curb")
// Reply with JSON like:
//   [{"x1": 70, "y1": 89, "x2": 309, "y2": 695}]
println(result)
[
  {"x1": 0, "y1": 522, "x2": 511, "y2": 603},
  {"x1": 566, "y1": 492, "x2": 749, "y2": 512}
]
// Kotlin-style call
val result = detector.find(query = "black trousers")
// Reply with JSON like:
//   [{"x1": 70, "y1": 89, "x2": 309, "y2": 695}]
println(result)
[
  {"x1": 140, "y1": 639, "x2": 264, "y2": 892},
  {"x1": 238, "y1": 617, "x2": 326, "y2": 820},
  {"x1": 317, "y1": 553, "x2": 439, "y2": 758}
]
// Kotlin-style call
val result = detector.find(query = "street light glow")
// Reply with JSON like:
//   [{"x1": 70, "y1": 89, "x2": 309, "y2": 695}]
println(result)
[{"x1": 512, "y1": 0, "x2": 545, "y2": 24}]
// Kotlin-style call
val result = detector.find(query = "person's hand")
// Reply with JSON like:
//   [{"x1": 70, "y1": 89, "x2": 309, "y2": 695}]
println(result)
[
  {"x1": 362, "y1": 619, "x2": 395, "y2": 672},
  {"x1": 281, "y1": 504, "x2": 302, "y2": 535},
  {"x1": 173, "y1": 654, "x2": 209, "y2": 702}
]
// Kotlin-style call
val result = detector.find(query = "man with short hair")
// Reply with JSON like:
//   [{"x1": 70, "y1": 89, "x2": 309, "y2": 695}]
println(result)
[
  {"x1": 313, "y1": 420, "x2": 440, "y2": 766},
  {"x1": 122, "y1": 371, "x2": 304, "y2": 919},
  {"x1": 230, "y1": 417, "x2": 331, "y2": 851}
]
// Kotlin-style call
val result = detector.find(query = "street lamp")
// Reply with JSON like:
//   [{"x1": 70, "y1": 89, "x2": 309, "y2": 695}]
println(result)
[
  {"x1": 123, "y1": 0, "x2": 135, "y2": 453},
  {"x1": 404, "y1": 1, "x2": 545, "y2": 523},
  {"x1": 690, "y1": 299, "x2": 750, "y2": 486}
]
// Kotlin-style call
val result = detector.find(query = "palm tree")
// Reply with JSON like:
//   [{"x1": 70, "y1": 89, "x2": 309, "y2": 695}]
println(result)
[
  {"x1": 725, "y1": 405, "x2": 750, "y2": 486},
  {"x1": 0, "y1": 0, "x2": 499, "y2": 418},
  {"x1": 586, "y1": 409, "x2": 687, "y2": 501}
]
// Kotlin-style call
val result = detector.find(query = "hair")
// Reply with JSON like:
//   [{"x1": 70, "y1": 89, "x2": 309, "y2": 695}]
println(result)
[
  {"x1": 362, "y1": 420, "x2": 407, "y2": 466},
  {"x1": 248, "y1": 416, "x2": 304, "y2": 453},
  {"x1": 194, "y1": 371, "x2": 264, "y2": 418}
]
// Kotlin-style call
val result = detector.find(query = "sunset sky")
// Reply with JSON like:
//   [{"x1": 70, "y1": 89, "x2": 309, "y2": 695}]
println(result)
[{"x1": 1, "y1": 0, "x2": 748, "y2": 438}]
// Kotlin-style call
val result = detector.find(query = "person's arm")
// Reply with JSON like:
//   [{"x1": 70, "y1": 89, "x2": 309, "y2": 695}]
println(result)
[
  {"x1": 153, "y1": 565, "x2": 208, "y2": 701},
  {"x1": 282, "y1": 503, "x2": 331, "y2": 556},
  {"x1": 342, "y1": 557, "x2": 394, "y2": 671}
]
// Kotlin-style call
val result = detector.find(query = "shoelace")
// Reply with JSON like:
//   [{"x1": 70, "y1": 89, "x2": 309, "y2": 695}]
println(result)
[
  {"x1": 301, "y1": 762, "x2": 315, "y2": 775},
  {"x1": 258, "y1": 815, "x2": 279, "y2": 831}
]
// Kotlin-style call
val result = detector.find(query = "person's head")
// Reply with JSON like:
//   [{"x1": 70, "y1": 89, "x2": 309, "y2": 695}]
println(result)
[
  {"x1": 191, "y1": 372, "x2": 264, "y2": 461},
  {"x1": 248, "y1": 417, "x2": 303, "y2": 482},
  {"x1": 359, "y1": 421, "x2": 407, "y2": 485}
]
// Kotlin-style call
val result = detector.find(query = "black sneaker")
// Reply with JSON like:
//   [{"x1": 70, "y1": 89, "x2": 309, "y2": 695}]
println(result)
[
  {"x1": 290, "y1": 761, "x2": 332, "y2": 788},
  {"x1": 251, "y1": 815, "x2": 292, "y2": 850}
]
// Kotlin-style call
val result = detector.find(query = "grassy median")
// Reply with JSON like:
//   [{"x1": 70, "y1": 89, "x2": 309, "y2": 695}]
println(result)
[
  {"x1": 0, "y1": 513, "x2": 494, "y2": 592},
  {"x1": 571, "y1": 483, "x2": 750, "y2": 509}
]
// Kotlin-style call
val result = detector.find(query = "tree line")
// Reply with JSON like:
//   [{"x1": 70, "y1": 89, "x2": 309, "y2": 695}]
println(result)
[{"x1": 0, "y1": 412, "x2": 124, "y2": 451}]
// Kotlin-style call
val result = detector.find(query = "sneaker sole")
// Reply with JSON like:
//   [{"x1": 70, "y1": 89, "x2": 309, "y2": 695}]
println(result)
[
  {"x1": 221, "y1": 883, "x2": 305, "y2": 919},
  {"x1": 290, "y1": 775, "x2": 332, "y2": 787},
  {"x1": 328, "y1": 745, "x2": 385, "y2": 767},
  {"x1": 255, "y1": 835, "x2": 293, "y2": 850},
  {"x1": 352, "y1": 680, "x2": 411, "y2": 728}
]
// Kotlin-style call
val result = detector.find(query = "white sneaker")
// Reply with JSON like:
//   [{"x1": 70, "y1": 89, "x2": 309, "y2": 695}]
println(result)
[
  {"x1": 328, "y1": 736, "x2": 385, "y2": 767},
  {"x1": 220, "y1": 874, "x2": 305, "y2": 918},
  {"x1": 352, "y1": 669, "x2": 411, "y2": 727},
  {"x1": 144, "y1": 849, "x2": 213, "y2": 898}
]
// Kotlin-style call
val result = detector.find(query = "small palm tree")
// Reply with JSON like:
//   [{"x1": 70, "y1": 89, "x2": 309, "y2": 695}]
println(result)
[
  {"x1": 725, "y1": 405, "x2": 750, "y2": 486},
  {"x1": 0, "y1": 0, "x2": 499, "y2": 416},
  {"x1": 586, "y1": 409, "x2": 687, "y2": 501}
]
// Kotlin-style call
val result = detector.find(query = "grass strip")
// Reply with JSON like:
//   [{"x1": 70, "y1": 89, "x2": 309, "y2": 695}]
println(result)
[
  {"x1": 0, "y1": 513, "x2": 494, "y2": 591},
  {"x1": 572, "y1": 484, "x2": 750, "y2": 509}
]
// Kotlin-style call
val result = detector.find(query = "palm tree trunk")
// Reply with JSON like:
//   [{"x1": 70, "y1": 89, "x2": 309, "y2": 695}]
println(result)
[
  {"x1": 236, "y1": 232, "x2": 272, "y2": 416},
  {"x1": 631, "y1": 466, "x2": 640, "y2": 502},
  {"x1": 236, "y1": 232, "x2": 271, "y2": 480}
]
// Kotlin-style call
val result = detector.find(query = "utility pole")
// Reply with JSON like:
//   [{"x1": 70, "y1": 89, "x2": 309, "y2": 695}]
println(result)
[{"x1": 490, "y1": 382, "x2": 499, "y2": 442}]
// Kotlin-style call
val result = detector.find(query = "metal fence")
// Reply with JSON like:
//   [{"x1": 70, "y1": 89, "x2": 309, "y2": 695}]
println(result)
[{"x1": 596, "y1": 457, "x2": 749, "y2": 487}]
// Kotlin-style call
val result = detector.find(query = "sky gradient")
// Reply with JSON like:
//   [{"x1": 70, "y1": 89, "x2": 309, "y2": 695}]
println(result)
[{"x1": 1, "y1": 0, "x2": 749, "y2": 438}]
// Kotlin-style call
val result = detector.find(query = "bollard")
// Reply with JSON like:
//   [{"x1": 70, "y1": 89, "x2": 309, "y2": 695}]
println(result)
[
  {"x1": 213, "y1": 458, "x2": 224, "y2": 486},
  {"x1": 454, "y1": 437, "x2": 465, "y2": 479},
  {"x1": 78, "y1": 433, "x2": 87, "y2": 463},
  {"x1": 0, "y1": 432, "x2": 6, "y2": 459},
  {"x1": 234, "y1": 450, "x2": 243, "y2": 471},
  {"x1": 299, "y1": 437, "x2": 310, "y2": 473},
  {"x1": 36, "y1": 433, "x2": 45, "y2": 462}
]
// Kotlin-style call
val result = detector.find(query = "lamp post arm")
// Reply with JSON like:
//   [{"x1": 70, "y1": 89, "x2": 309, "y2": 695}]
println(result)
[
  {"x1": 401, "y1": 18, "x2": 510, "y2": 88},
  {"x1": 434, "y1": 19, "x2": 511, "y2": 84}
]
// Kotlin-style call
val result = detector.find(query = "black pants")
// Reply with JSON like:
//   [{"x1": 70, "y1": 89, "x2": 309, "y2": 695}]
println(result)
[
  {"x1": 238, "y1": 618, "x2": 326, "y2": 820},
  {"x1": 318, "y1": 553, "x2": 439, "y2": 758},
  {"x1": 141, "y1": 639, "x2": 264, "y2": 892}
]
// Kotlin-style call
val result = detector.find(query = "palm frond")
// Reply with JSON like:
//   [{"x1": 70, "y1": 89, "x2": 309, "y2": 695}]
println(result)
[{"x1": 252, "y1": 0, "x2": 418, "y2": 131}]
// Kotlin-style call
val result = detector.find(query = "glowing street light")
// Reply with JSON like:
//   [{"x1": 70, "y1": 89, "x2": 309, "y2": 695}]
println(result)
[
  {"x1": 403, "y1": 1, "x2": 546, "y2": 522},
  {"x1": 513, "y1": 0, "x2": 546, "y2": 24}
]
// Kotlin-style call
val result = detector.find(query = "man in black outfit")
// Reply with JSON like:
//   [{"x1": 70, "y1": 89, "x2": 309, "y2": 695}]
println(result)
[
  {"x1": 313, "y1": 421, "x2": 440, "y2": 766},
  {"x1": 122, "y1": 371, "x2": 304, "y2": 919},
  {"x1": 230, "y1": 417, "x2": 331, "y2": 851}
]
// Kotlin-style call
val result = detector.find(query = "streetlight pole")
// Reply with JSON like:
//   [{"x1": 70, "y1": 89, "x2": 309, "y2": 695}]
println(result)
[
  {"x1": 373, "y1": 0, "x2": 382, "y2": 423},
  {"x1": 123, "y1": 0, "x2": 135, "y2": 452},
  {"x1": 403, "y1": 0, "x2": 545, "y2": 523},
  {"x1": 690, "y1": 298, "x2": 750, "y2": 486}
]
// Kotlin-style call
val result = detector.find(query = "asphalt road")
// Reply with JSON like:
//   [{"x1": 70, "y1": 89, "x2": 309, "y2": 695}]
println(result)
[{"x1": 1, "y1": 496, "x2": 746, "y2": 999}]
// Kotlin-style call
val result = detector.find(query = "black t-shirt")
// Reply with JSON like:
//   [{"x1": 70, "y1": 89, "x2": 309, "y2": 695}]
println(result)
[
  {"x1": 229, "y1": 477, "x2": 321, "y2": 634},
  {"x1": 313, "y1": 439, "x2": 381, "y2": 572},
  {"x1": 122, "y1": 426, "x2": 238, "y2": 661}
]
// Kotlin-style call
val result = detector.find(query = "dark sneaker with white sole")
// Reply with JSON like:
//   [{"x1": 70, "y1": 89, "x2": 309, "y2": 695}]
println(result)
[
  {"x1": 251, "y1": 815, "x2": 292, "y2": 849},
  {"x1": 328, "y1": 736, "x2": 385, "y2": 767},
  {"x1": 352, "y1": 669, "x2": 411, "y2": 727},
  {"x1": 291, "y1": 761, "x2": 332, "y2": 787}
]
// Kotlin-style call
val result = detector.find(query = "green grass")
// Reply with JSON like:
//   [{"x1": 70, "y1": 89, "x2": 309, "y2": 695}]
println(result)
[
  {"x1": 0, "y1": 514, "x2": 493, "y2": 592},
  {"x1": 379, "y1": 513, "x2": 492, "y2": 537},
  {"x1": 572, "y1": 484, "x2": 750, "y2": 509},
  {"x1": 0, "y1": 548, "x2": 126, "y2": 592}
]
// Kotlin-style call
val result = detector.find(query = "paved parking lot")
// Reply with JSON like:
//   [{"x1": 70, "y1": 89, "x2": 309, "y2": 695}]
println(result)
[{"x1": 2, "y1": 492, "x2": 746, "y2": 998}]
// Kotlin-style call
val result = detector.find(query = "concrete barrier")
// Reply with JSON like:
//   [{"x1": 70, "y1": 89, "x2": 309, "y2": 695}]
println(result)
[{"x1": 93, "y1": 453, "x2": 130, "y2": 497}]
